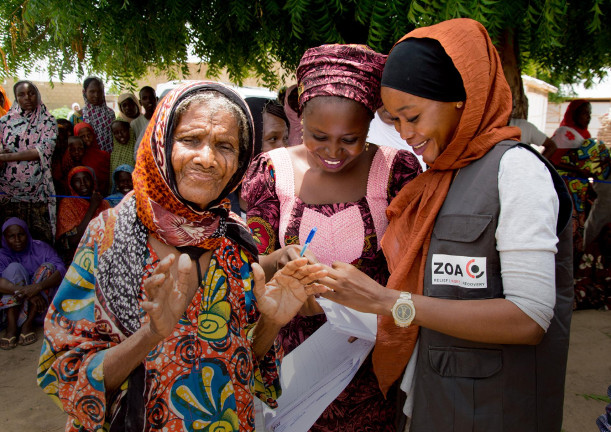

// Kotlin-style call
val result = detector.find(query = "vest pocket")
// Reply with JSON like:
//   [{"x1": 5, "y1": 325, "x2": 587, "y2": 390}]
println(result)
[
  {"x1": 433, "y1": 214, "x2": 493, "y2": 243},
  {"x1": 427, "y1": 346, "x2": 503, "y2": 431}
]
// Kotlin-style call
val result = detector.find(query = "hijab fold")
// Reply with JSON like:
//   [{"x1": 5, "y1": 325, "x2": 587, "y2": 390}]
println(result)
[{"x1": 374, "y1": 18, "x2": 521, "y2": 395}]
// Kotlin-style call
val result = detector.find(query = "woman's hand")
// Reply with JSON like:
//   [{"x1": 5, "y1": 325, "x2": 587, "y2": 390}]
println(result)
[
  {"x1": 141, "y1": 253, "x2": 193, "y2": 341},
  {"x1": 89, "y1": 191, "x2": 104, "y2": 210},
  {"x1": 318, "y1": 261, "x2": 398, "y2": 316},
  {"x1": 260, "y1": 245, "x2": 319, "y2": 281},
  {"x1": 253, "y1": 257, "x2": 329, "y2": 327},
  {"x1": 28, "y1": 294, "x2": 46, "y2": 314},
  {"x1": 18, "y1": 282, "x2": 42, "y2": 299}
]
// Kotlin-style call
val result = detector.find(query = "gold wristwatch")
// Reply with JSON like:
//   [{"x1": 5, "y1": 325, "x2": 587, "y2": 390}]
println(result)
[{"x1": 391, "y1": 292, "x2": 416, "y2": 328}]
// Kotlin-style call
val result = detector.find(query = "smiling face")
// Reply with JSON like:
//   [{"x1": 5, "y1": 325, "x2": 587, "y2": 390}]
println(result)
[
  {"x1": 112, "y1": 121, "x2": 131, "y2": 145},
  {"x1": 381, "y1": 87, "x2": 463, "y2": 166},
  {"x1": 85, "y1": 80, "x2": 104, "y2": 106},
  {"x1": 171, "y1": 99, "x2": 240, "y2": 210},
  {"x1": 3, "y1": 224, "x2": 27, "y2": 253},
  {"x1": 302, "y1": 97, "x2": 371, "y2": 172},
  {"x1": 115, "y1": 171, "x2": 133, "y2": 195},
  {"x1": 262, "y1": 111, "x2": 289, "y2": 152},
  {"x1": 120, "y1": 97, "x2": 140, "y2": 119},
  {"x1": 15, "y1": 83, "x2": 38, "y2": 112},
  {"x1": 70, "y1": 171, "x2": 94, "y2": 197}
]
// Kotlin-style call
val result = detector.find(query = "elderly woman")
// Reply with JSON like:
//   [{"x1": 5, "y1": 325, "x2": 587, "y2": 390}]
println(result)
[
  {"x1": 242, "y1": 44, "x2": 422, "y2": 430},
  {"x1": 38, "y1": 82, "x2": 327, "y2": 431},
  {"x1": 313, "y1": 19, "x2": 573, "y2": 432},
  {"x1": 82, "y1": 76, "x2": 115, "y2": 152},
  {"x1": 0, "y1": 80, "x2": 57, "y2": 245},
  {"x1": 0, "y1": 217, "x2": 65, "y2": 349}
]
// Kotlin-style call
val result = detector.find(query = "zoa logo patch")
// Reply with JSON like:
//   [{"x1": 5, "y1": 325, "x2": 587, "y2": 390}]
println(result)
[{"x1": 431, "y1": 254, "x2": 487, "y2": 288}]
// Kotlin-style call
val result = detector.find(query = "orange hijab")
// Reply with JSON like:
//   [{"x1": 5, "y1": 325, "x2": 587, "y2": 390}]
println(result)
[
  {"x1": 374, "y1": 18, "x2": 521, "y2": 394},
  {"x1": 0, "y1": 85, "x2": 10, "y2": 117}
]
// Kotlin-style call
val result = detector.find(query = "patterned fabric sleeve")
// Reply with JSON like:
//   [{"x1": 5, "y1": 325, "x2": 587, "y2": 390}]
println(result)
[
  {"x1": 387, "y1": 150, "x2": 423, "y2": 201},
  {"x1": 242, "y1": 153, "x2": 281, "y2": 255},
  {"x1": 37, "y1": 218, "x2": 119, "y2": 432}
]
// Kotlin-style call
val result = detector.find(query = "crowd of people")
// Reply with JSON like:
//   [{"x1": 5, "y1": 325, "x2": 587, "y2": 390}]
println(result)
[{"x1": 0, "y1": 16, "x2": 609, "y2": 432}]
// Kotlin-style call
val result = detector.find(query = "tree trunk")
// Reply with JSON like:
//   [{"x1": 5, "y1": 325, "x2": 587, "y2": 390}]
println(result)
[{"x1": 498, "y1": 27, "x2": 528, "y2": 119}]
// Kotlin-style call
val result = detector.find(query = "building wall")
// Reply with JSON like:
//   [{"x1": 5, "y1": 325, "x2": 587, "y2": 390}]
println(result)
[{"x1": 546, "y1": 100, "x2": 611, "y2": 139}]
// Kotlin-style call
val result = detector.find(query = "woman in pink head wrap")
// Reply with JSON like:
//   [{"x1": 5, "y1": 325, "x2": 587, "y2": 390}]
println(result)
[{"x1": 242, "y1": 44, "x2": 423, "y2": 431}]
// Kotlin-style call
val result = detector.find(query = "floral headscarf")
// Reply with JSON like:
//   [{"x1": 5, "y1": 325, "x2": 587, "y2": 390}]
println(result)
[
  {"x1": 133, "y1": 81, "x2": 255, "y2": 251},
  {"x1": 81, "y1": 76, "x2": 116, "y2": 152}
]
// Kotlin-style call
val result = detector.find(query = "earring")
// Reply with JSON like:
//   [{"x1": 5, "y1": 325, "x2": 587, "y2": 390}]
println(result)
[
  {"x1": 365, "y1": 142, "x2": 370, "y2": 152},
  {"x1": 456, "y1": 101, "x2": 464, "y2": 109}
]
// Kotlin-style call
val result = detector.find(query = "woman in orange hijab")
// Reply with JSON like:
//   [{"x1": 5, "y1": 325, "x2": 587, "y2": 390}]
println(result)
[{"x1": 314, "y1": 18, "x2": 573, "y2": 431}]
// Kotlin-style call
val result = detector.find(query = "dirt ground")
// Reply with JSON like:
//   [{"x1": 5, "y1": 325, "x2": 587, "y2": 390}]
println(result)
[{"x1": 0, "y1": 309, "x2": 609, "y2": 432}]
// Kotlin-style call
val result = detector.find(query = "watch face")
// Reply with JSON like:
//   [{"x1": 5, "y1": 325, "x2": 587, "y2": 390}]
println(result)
[{"x1": 396, "y1": 304, "x2": 413, "y2": 321}]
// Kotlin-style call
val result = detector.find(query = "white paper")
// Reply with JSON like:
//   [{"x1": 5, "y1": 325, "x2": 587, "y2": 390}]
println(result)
[
  {"x1": 316, "y1": 298, "x2": 377, "y2": 341},
  {"x1": 262, "y1": 322, "x2": 374, "y2": 432}
]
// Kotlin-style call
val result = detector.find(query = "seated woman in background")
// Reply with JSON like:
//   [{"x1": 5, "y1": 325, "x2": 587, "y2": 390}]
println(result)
[
  {"x1": 261, "y1": 99, "x2": 289, "y2": 152},
  {"x1": 109, "y1": 119, "x2": 136, "y2": 176},
  {"x1": 56, "y1": 166, "x2": 110, "y2": 262},
  {"x1": 0, "y1": 217, "x2": 65, "y2": 349},
  {"x1": 243, "y1": 44, "x2": 422, "y2": 431},
  {"x1": 106, "y1": 164, "x2": 134, "y2": 207},
  {"x1": 74, "y1": 122, "x2": 111, "y2": 194},
  {"x1": 0, "y1": 80, "x2": 57, "y2": 245}
]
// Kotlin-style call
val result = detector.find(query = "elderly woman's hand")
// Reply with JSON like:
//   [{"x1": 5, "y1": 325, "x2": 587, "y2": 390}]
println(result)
[
  {"x1": 253, "y1": 257, "x2": 329, "y2": 327},
  {"x1": 142, "y1": 253, "x2": 193, "y2": 341}
]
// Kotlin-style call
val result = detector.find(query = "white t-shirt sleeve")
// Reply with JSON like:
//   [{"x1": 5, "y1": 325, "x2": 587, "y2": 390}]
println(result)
[
  {"x1": 496, "y1": 146, "x2": 559, "y2": 331},
  {"x1": 510, "y1": 118, "x2": 548, "y2": 146}
]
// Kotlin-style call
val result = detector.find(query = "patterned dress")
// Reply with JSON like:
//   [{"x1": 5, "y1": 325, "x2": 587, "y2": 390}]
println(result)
[
  {"x1": 242, "y1": 146, "x2": 422, "y2": 431},
  {"x1": 37, "y1": 207, "x2": 281, "y2": 432}
]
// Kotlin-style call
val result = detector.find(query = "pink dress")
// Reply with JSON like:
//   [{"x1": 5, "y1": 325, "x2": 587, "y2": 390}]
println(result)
[{"x1": 242, "y1": 146, "x2": 422, "y2": 431}]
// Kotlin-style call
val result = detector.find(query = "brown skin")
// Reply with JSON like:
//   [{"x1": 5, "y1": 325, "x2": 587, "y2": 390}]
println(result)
[
  {"x1": 311, "y1": 86, "x2": 545, "y2": 346},
  {"x1": 257, "y1": 97, "x2": 376, "y2": 315},
  {"x1": 119, "y1": 97, "x2": 140, "y2": 119},
  {"x1": 139, "y1": 88, "x2": 158, "y2": 120},
  {"x1": 0, "y1": 225, "x2": 62, "y2": 342},
  {"x1": 0, "y1": 83, "x2": 42, "y2": 170},
  {"x1": 64, "y1": 171, "x2": 105, "y2": 250},
  {"x1": 262, "y1": 112, "x2": 289, "y2": 152},
  {"x1": 67, "y1": 137, "x2": 85, "y2": 164},
  {"x1": 77, "y1": 126, "x2": 96, "y2": 148},
  {"x1": 85, "y1": 80, "x2": 104, "y2": 106},
  {"x1": 115, "y1": 171, "x2": 133, "y2": 195},
  {"x1": 111, "y1": 122, "x2": 131, "y2": 145},
  {"x1": 101, "y1": 99, "x2": 329, "y2": 392}
]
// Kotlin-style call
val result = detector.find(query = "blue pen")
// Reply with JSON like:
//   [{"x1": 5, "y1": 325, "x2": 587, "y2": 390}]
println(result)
[{"x1": 300, "y1": 227, "x2": 318, "y2": 257}]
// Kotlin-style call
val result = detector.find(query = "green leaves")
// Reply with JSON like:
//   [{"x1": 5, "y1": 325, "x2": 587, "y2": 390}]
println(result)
[{"x1": 0, "y1": 0, "x2": 610, "y2": 89}]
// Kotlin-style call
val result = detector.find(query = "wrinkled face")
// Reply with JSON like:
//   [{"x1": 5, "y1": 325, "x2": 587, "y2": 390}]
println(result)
[
  {"x1": 302, "y1": 97, "x2": 371, "y2": 173},
  {"x1": 3, "y1": 225, "x2": 27, "y2": 253},
  {"x1": 574, "y1": 103, "x2": 592, "y2": 130},
  {"x1": 85, "y1": 80, "x2": 104, "y2": 106},
  {"x1": 120, "y1": 97, "x2": 140, "y2": 119},
  {"x1": 112, "y1": 122, "x2": 131, "y2": 145},
  {"x1": 71, "y1": 171, "x2": 94, "y2": 197},
  {"x1": 262, "y1": 112, "x2": 289, "y2": 153},
  {"x1": 16, "y1": 83, "x2": 38, "y2": 112},
  {"x1": 115, "y1": 171, "x2": 133, "y2": 195},
  {"x1": 77, "y1": 127, "x2": 96, "y2": 148},
  {"x1": 381, "y1": 87, "x2": 463, "y2": 166},
  {"x1": 139, "y1": 88, "x2": 157, "y2": 118},
  {"x1": 171, "y1": 99, "x2": 240, "y2": 210},
  {"x1": 68, "y1": 139, "x2": 85, "y2": 162}
]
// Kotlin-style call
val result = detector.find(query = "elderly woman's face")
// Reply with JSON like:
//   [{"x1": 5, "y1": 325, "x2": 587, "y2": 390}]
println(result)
[
  {"x1": 171, "y1": 100, "x2": 240, "y2": 209},
  {"x1": 16, "y1": 83, "x2": 38, "y2": 112},
  {"x1": 381, "y1": 87, "x2": 463, "y2": 166},
  {"x1": 4, "y1": 225, "x2": 27, "y2": 253}
]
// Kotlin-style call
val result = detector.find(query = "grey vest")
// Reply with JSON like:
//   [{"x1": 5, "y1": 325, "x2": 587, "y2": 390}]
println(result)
[{"x1": 410, "y1": 142, "x2": 573, "y2": 432}]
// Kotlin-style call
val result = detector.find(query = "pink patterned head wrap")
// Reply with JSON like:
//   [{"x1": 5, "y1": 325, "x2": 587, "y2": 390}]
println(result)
[{"x1": 296, "y1": 44, "x2": 386, "y2": 114}]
